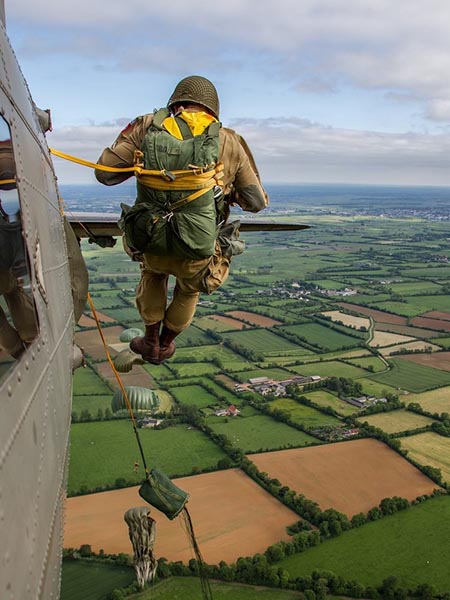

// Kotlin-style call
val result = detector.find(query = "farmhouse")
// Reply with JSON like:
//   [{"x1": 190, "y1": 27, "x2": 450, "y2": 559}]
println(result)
[
  {"x1": 215, "y1": 405, "x2": 241, "y2": 417},
  {"x1": 344, "y1": 396, "x2": 388, "y2": 408},
  {"x1": 138, "y1": 417, "x2": 164, "y2": 428},
  {"x1": 249, "y1": 375, "x2": 322, "y2": 397}
]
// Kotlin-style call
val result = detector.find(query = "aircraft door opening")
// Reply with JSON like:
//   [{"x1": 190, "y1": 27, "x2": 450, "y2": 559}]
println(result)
[{"x1": 0, "y1": 114, "x2": 39, "y2": 381}]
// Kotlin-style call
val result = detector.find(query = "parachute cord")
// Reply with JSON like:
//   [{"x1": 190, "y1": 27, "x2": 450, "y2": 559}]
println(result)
[
  {"x1": 87, "y1": 292, "x2": 150, "y2": 477},
  {"x1": 181, "y1": 507, "x2": 213, "y2": 600}
]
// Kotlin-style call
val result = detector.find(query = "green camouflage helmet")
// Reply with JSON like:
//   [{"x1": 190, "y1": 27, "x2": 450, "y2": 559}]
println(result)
[{"x1": 167, "y1": 75, "x2": 220, "y2": 119}]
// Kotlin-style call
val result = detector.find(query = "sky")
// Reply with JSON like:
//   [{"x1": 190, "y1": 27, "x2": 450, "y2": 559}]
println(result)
[{"x1": 6, "y1": 0, "x2": 450, "y2": 186}]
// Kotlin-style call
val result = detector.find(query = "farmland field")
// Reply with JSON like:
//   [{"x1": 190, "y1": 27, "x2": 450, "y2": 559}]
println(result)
[
  {"x1": 278, "y1": 495, "x2": 450, "y2": 592},
  {"x1": 134, "y1": 578, "x2": 314, "y2": 599},
  {"x1": 61, "y1": 561, "x2": 134, "y2": 600},
  {"x1": 408, "y1": 385, "x2": 450, "y2": 414},
  {"x1": 166, "y1": 362, "x2": 222, "y2": 378},
  {"x1": 303, "y1": 390, "x2": 360, "y2": 416},
  {"x1": 249, "y1": 439, "x2": 438, "y2": 517},
  {"x1": 422, "y1": 310, "x2": 450, "y2": 321},
  {"x1": 170, "y1": 384, "x2": 217, "y2": 409},
  {"x1": 221, "y1": 329, "x2": 301, "y2": 354},
  {"x1": 226, "y1": 310, "x2": 282, "y2": 327},
  {"x1": 356, "y1": 377, "x2": 400, "y2": 397},
  {"x1": 72, "y1": 394, "x2": 112, "y2": 415},
  {"x1": 321, "y1": 310, "x2": 370, "y2": 329},
  {"x1": 235, "y1": 367, "x2": 297, "y2": 381},
  {"x1": 280, "y1": 323, "x2": 361, "y2": 351},
  {"x1": 345, "y1": 355, "x2": 387, "y2": 373},
  {"x1": 400, "y1": 432, "x2": 450, "y2": 481},
  {"x1": 375, "y1": 322, "x2": 443, "y2": 338},
  {"x1": 268, "y1": 397, "x2": 342, "y2": 427},
  {"x1": 72, "y1": 365, "x2": 112, "y2": 396},
  {"x1": 68, "y1": 422, "x2": 227, "y2": 493},
  {"x1": 370, "y1": 357, "x2": 450, "y2": 392},
  {"x1": 74, "y1": 326, "x2": 125, "y2": 360},
  {"x1": 289, "y1": 360, "x2": 367, "y2": 380},
  {"x1": 358, "y1": 409, "x2": 435, "y2": 434},
  {"x1": 65, "y1": 469, "x2": 299, "y2": 563},
  {"x1": 399, "y1": 350, "x2": 450, "y2": 371},
  {"x1": 208, "y1": 314, "x2": 247, "y2": 329},
  {"x1": 369, "y1": 331, "x2": 414, "y2": 347},
  {"x1": 337, "y1": 303, "x2": 407, "y2": 324},
  {"x1": 410, "y1": 316, "x2": 450, "y2": 332},
  {"x1": 208, "y1": 414, "x2": 317, "y2": 452},
  {"x1": 434, "y1": 336, "x2": 450, "y2": 349},
  {"x1": 380, "y1": 340, "x2": 441, "y2": 356}
]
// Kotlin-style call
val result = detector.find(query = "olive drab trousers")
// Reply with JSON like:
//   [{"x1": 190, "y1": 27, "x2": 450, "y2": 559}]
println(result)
[
  {"x1": 0, "y1": 269, "x2": 38, "y2": 356},
  {"x1": 136, "y1": 244, "x2": 230, "y2": 333}
]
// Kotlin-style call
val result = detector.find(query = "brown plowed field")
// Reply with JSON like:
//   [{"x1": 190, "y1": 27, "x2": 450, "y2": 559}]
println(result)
[
  {"x1": 87, "y1": 310, "x2": 117, "y2": 323},
  {"x1": 75, "y1": 326, "x2": 125, "y2": 360},
  {"x1": 423, "y1": 311, "x2": 450, "y2": 322},
  {"x1": 249, "y1": 439, "x2": 438, "y2": 517},
  {"x1": 208, "y1": 315, "x2": 246, "y2": 330},
  {"x1": 338, "y1": 303, "x2": 407, "y2": 325},
  {"x1": 64, "y1": 469, "x2": 298, "y2": 563},
  {"x1": 226, "y1": 311, "x2": 282, "y2": 327},
  {"x1": 96, "y1": 361, "x2": 156, "y2": 390},
  {"x1": 411, "y1": 317, "x2": 450, "y2": 332},
  {"x1": 376, "y1": 322, "x2": 442, "y2": 338},
  {"x1": 399, "y1": 351, "x2": 450, "y2": 372},
  {"x1": 78, "y1": 314, "x2": 97, "y2": 328}
]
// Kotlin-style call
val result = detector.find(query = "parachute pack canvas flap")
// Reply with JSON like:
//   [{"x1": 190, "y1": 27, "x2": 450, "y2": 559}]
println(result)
[{"x1": 139, "y1": 467, "x2": 189, "y2": 520}]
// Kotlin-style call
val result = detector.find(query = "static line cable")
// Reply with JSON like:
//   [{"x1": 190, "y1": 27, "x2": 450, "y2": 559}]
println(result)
[{"x1": 87, "y1": 292, "x2": 150, "y2": 477}]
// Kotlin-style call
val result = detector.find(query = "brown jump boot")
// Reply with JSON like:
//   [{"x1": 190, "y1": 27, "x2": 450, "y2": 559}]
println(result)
[
  {"x1": 158, "y1": 325, "x2": 179, "y2": 362},
  {"x1": 130, "y1": 322, "x2": 161, "y2": 364}
]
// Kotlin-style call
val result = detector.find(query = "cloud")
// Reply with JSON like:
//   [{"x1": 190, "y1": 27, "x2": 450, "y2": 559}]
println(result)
[
  {"x1": 9, "y1": 0, "x2": 450, "y2": 123},
  {"x1": 46, "y1": 116, "x2": 450, "y2": 186}
]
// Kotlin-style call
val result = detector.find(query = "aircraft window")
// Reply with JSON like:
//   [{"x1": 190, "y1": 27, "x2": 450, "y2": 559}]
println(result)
[{"x1": 0, "y1": 115, "x2": 39, "y2": 380}]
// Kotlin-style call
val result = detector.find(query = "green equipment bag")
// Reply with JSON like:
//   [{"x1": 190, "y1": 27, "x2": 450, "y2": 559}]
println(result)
[
  {"x1": 139, "y1": 467, "x2": 189, "y2": 520},
  {"x1": 124, "y1": 108, "x2": 221, "y2": 260}
]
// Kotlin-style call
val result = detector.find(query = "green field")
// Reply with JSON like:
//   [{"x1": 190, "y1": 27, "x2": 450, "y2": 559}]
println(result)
[
  {"x1": 166, "y1": 362, "x2": 222, "y2": 378},
  {"x1": 355, "y1": 377, "x2": 400, "y2": 398},
  {"x1": 221, "y1": 329, "x2": 301, "y2": 355},
  {"x1": 269, "y1": 398, "x2": 342, "y2": 427},
  {"x1": 126, "y1": 576, "x2": 314, "y2": 599},
  {"x1": 208, "y1": 413, "x2": 318, "y2": 453},
  {"x1": 280, "y1": 323, "x2": 361, "y2": 351},
  {"x1": 370, "y1": 357, "x2": 450, "y2": 393},
  {"x1": 61, "y1": 561, "x2": 134, "y2": 600},
  {"x1": 173, "y1": 344, "x2": 244, "y2": 365},
  {"x1": 388, "y1": 281, "x2": 443, "y2": 295},
  {"x1": 289, "y1": 360, "x2": 367, "y2": 380},
  {"x1": 303, "y1": 390, "x2": 359, "y2": 416},
  {"x1": 358, "y1": 409, "x2": 435, "y2": 434},
  {"x1": 68, "y1": 421, "x2": 227, "y2": 493},
  {"x1": 400, "y1": 432, "x2": 450, "y2": 481},
  {"x1": 171, "y1": 384, "x2": 218, "y2": 409},
  {"x1": 72, "y1": 394, "x2": 113, "y2": 415},
  {"x1": 374, "y1": 295, "x2": 450, "y2": 317},
  {"x1": 345, "y1": 356, "x2": 388, "y2": 373},
  {"x1": 72, "y1": 365, "x2": 112, "y2": 396},
  {"x1": 176, "y1": 325, "x2": 213, "y2": 347},
  {"x1": 278, "y1": 495, "x2": 450, "y2": 592},
  {"x1": 101, "y1": 306, "x2": 139, "y2": 322}
]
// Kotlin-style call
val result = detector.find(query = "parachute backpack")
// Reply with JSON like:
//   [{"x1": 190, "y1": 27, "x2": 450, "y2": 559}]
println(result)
[{"x1": 120, "y1": 107, "x2": 224, "y2": 261}]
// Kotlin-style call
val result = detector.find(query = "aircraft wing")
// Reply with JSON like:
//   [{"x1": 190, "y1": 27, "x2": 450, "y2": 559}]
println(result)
[{"x1": 67, "y1": 212, "x2": 310, "y2": 239}]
